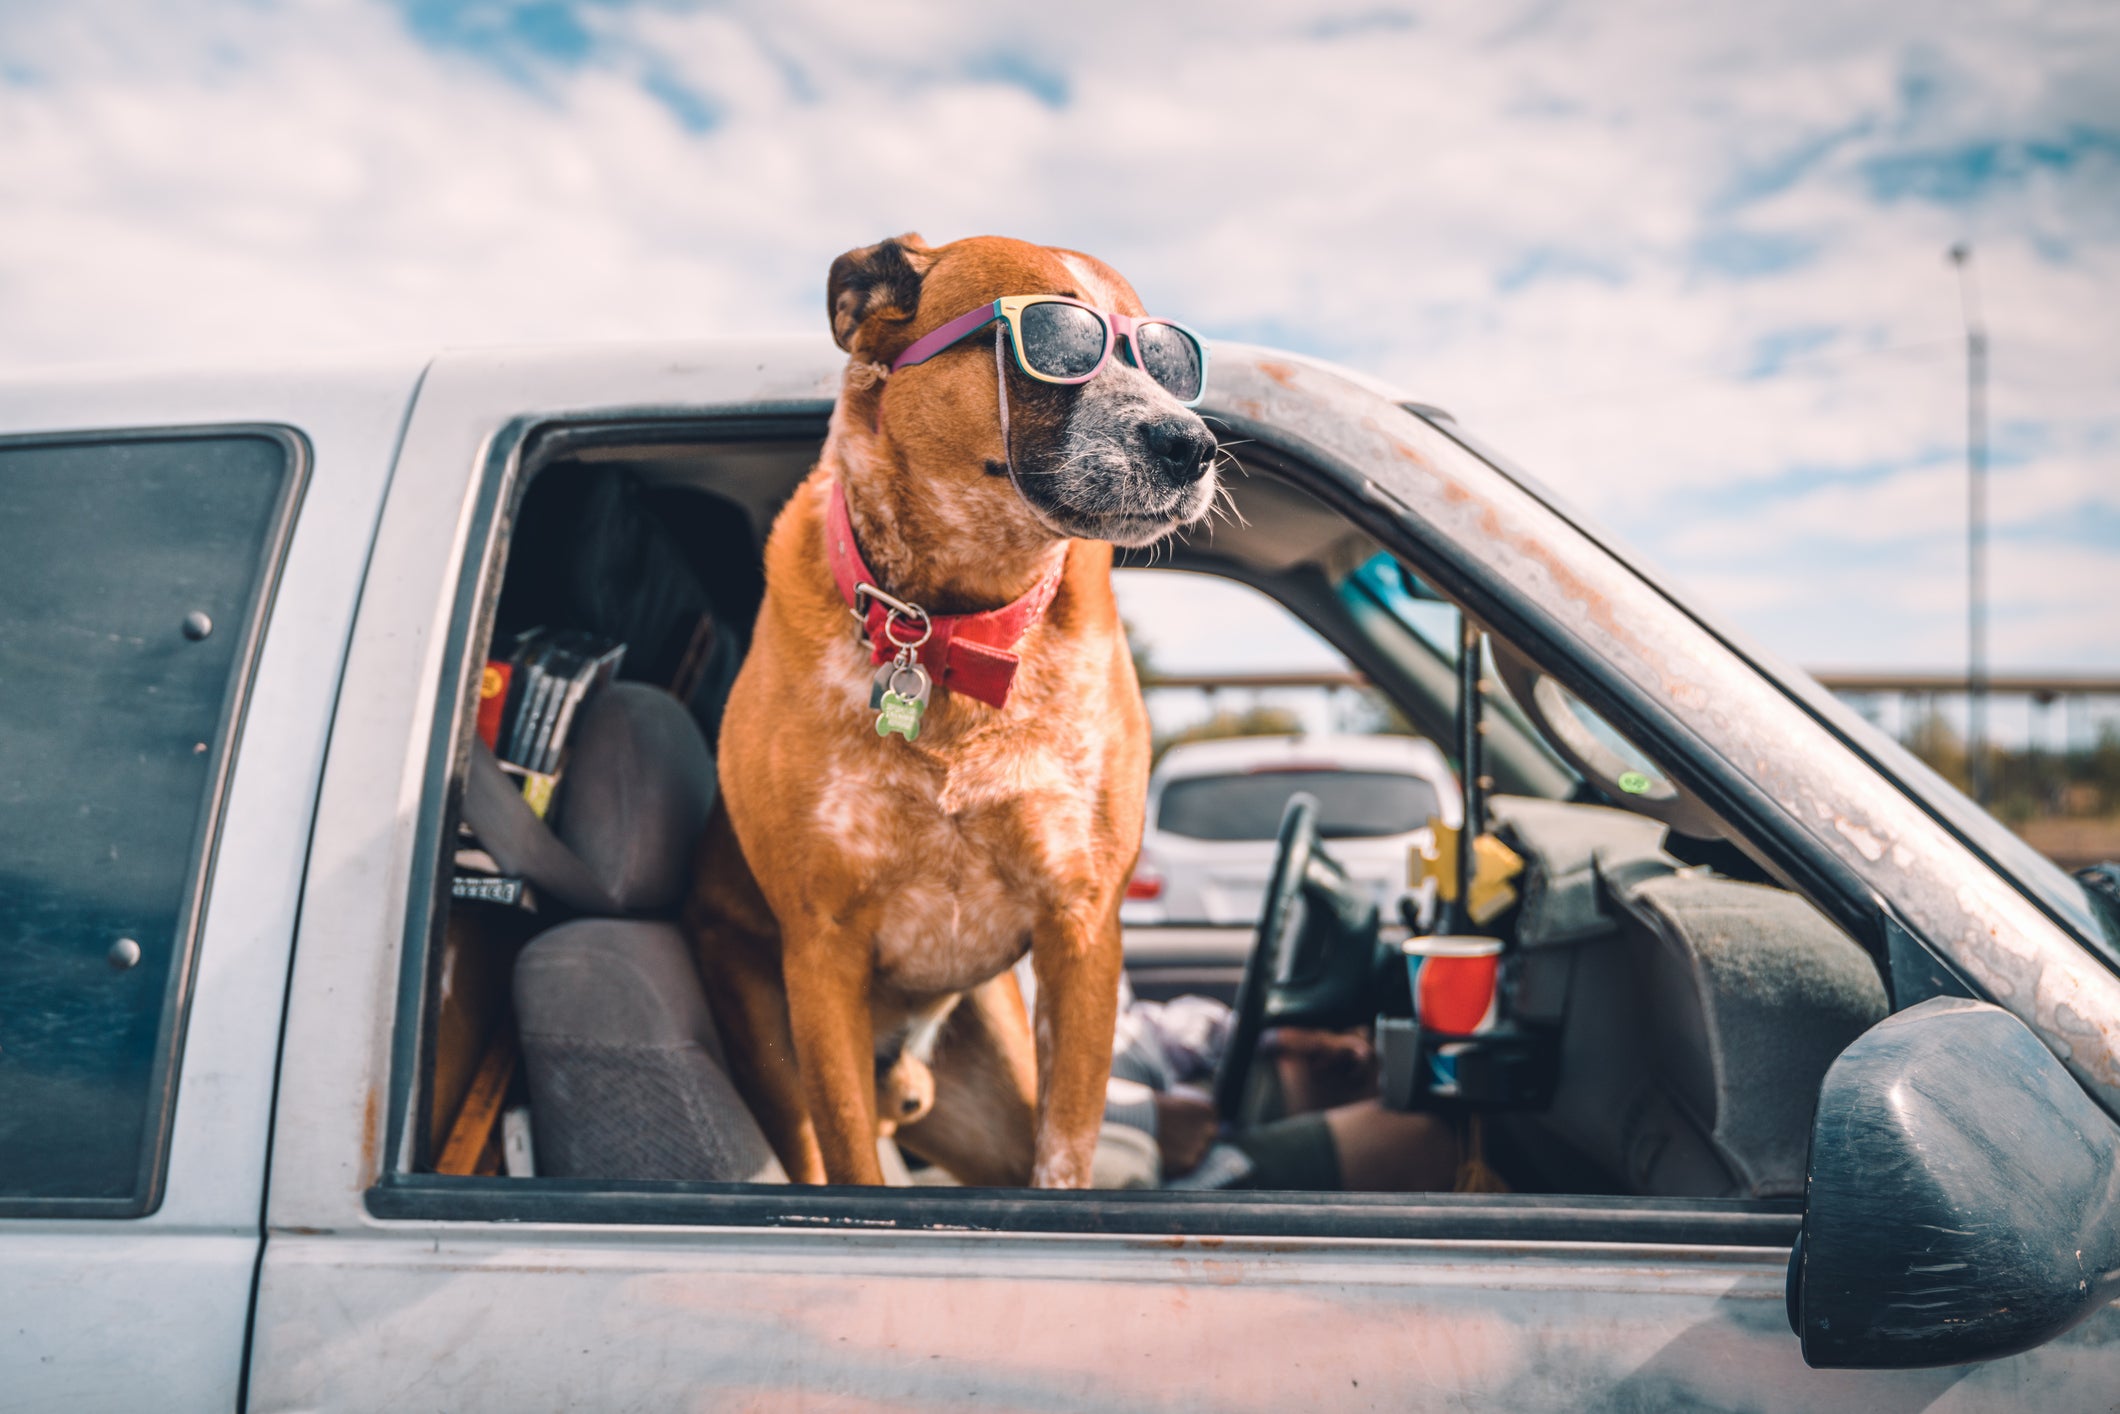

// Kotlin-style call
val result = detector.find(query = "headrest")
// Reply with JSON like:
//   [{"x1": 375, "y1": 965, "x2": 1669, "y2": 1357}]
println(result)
[{"x1": 464, "y1": 682, "x2": 714, "y2": 917}]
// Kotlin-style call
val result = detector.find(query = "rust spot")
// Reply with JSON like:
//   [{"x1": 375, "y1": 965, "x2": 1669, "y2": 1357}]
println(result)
[
  {"x1": 1833, "y1": 815, "x2": 1886, "y2": 863},
  {"x1": 1358, "y1": 417, "x2": 1438, "y2": 473},
  {"x1": 358, "y1": 1083, "x2": 380, "y2": 1183},
  {"x1": 1258, "y1": 361, "x2": 1300, "y2": 390},
  {"x1": 1665, "y1": 679, "x2": 1710, "y2": 710},
  {"x1": 1155, "y1": 1234, "x2": 1227, "y2": 1251},
  {"x1": 1392, "y1": 441, "x2": 1434, "y2": 471}
]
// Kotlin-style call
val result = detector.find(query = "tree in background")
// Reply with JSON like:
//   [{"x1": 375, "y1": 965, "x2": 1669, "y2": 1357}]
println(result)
[{"x1": 1155, "y1": 704, "x2": 1308, "y2": 764}]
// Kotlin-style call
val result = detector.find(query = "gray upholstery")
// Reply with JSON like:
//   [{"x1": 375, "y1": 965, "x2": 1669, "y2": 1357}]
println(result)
[
  {"x1": 1515, "y1": 927, "x2": 1741, "y2": 1197},
  {"x1": 486, "y1": 679, "x2": 779, "y2": 1183},
  {"x1": 465, "y1": 683, "x2": 714, "y2": 916},
  {"x1": 1612, "y1": 870, "x2": 1887, "y2": 1196},
  {"x1": 1492, "y1": 801, "x2": 1888, "y2": 1199},
  {"x1": 515, "y1": 921, "x2": 786, "y2": 1183},
  {"x1": 1490, "y1": 796, "x2": 1669, "y2": 1027}
]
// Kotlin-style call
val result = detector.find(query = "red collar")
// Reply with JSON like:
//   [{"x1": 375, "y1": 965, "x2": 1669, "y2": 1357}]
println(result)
[{"x1": 826, "y1": 481, "x2": 1064, "y2": 710}]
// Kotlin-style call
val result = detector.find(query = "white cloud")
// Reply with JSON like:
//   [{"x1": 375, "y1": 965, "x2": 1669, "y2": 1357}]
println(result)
[{"x1": 0, "y1": 0, "x2": 2114, "y2": 669}]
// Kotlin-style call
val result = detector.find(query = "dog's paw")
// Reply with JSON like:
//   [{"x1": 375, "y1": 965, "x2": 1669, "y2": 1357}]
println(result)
[{"x1": 874, "y1": 1052, "x2": 936, "y2": 1135}]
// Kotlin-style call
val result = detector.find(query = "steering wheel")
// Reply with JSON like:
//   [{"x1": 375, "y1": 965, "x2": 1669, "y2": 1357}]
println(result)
[{"x1": 1213, "y1": 794, "x2": 1320, "y2": 1122}]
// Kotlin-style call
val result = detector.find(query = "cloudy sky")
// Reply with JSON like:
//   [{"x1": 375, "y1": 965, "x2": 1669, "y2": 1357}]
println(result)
[{"x1": 3, "y1": 0, "x2": 2115, "y2": 676}]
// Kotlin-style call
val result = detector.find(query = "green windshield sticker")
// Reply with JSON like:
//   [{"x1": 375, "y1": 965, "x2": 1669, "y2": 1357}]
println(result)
[{"x1": 1617, "y1": 770, "x2": 1653, "y2": 795}]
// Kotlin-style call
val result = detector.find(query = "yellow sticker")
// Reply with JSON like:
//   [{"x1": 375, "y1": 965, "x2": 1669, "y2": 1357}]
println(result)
[{"x1": 520, "y1": 770, "x2": 558, "y2": 818}]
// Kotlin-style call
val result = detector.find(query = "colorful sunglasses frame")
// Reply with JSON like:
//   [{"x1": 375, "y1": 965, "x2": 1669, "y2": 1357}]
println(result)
[{"x1": 889, "y1": 295, "x2": 1209, "y2": 406}]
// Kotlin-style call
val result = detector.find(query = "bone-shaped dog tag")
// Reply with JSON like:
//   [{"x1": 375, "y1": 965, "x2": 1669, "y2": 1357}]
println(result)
[
  {"x1": 873, "y1": 660, "x2": 931, "y2": 741},
  {"x1": 875, "y1": 690, "x2": 925, "y2": 741}
]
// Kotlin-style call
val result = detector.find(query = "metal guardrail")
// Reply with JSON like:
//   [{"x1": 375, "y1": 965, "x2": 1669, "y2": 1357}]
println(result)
[
  {"x1": 1811, "y1": 672, "x2": 2120, "y2": 698},
  {"x1": 1140, "y1": 669, "x2": 2120, "y2": 868},
  {"x1": 1141, "y1": 671, "x2": 1368, "y2": 690},
  {"x1": 1142, "y1": 670, "x2": 2120, "y2": 696}
]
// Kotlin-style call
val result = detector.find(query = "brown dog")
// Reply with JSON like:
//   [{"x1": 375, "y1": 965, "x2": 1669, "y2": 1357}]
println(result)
[{"x1": 684, "y1": 233, "x2": 1217, "y2": 1187}]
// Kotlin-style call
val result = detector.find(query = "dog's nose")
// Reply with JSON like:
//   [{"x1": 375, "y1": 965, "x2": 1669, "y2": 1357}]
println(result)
[{"x1": 1143, "y1": 417, "x2": 1214, "y2": 486}]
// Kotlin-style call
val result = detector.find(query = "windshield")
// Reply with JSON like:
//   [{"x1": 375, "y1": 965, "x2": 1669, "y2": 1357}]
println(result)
[
  {"x1": 1157, "y1": 769, "x2": 1440, "y2": 842},
  {"x1": 1351, "y1": 545, "x2": 2120, "y2": 963}
]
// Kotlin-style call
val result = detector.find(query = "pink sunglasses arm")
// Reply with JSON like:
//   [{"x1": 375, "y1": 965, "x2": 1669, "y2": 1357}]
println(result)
[{"x1": 891, "y1": 301, "x2": 1003, "y2": 372}]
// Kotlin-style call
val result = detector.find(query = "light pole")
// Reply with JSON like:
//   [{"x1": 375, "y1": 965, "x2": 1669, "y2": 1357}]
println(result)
[{"x1": 1949, "y1": 243, "x2": 1990, "y2": 806}]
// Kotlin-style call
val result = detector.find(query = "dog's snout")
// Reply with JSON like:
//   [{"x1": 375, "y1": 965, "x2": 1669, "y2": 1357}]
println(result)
[{"x1": 1143, "y1": 417, "x2": 1213, "y2": 487}]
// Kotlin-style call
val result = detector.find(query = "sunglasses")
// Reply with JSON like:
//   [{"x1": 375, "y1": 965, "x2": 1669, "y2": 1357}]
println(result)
[{"x1": 890, "y1": 295, "x2": 1209, "y2": 405}]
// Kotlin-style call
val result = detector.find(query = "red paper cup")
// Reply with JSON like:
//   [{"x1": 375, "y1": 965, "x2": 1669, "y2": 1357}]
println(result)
[{"x1": 1402, "y1": 935, "x2": 1502, "y2": 1036}]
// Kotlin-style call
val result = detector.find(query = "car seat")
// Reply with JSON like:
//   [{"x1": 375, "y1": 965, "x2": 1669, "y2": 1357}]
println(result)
[
  {"x1": 462, "y1": 681, "x2": 786, "y2": 1182},
  {"x1": 1490, "y1": 797, "x2": 1888, "y2": 1198}
]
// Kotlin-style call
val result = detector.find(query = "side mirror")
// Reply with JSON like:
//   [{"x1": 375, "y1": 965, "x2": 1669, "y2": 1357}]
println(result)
[{"x1": 1791, "y1": 997, "x2": 2120, "y2": 1368}]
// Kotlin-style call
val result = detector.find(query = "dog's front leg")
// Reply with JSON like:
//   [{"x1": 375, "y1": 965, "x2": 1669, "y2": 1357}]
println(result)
[
  {"x1": 782, "y1": 922, "x2": 887, "y2": 1186},
  {"x1": 1028, "y1": 902, "x2": 1123, "y2": 1188}
]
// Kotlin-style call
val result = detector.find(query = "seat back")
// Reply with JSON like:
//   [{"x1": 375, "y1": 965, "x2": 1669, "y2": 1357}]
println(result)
[
  {"x1": 468, "y1": 682, "x2": 786, "y2": 1182},
  {"x1": 464, "y1": 682, "x2": 714, "y2": 917},
  {"x1": 1490, "y1": 797, "x2": 1886, "y2": 1198},
  {"x1": 1609, "y1": 867, "x2": 1887, "y2": 1196}
]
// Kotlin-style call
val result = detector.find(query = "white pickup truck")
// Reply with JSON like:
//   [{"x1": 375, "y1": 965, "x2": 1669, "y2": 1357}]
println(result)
[{"x1": 4, "y1": 340, "x2": 2117, "y2": 1411}]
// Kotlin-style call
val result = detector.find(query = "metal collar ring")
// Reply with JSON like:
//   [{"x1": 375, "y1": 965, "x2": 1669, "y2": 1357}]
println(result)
[{"x1": 855, "y1": 583, "x2": 933, "y2": 650}]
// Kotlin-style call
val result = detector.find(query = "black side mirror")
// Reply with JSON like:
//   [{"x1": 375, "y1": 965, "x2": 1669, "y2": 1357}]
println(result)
[{"x1": 1791, "y1": 997, "x2": 2120, "y2": 1368}]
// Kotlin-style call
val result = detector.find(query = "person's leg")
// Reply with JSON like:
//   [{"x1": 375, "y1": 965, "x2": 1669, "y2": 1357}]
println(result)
[
  {"x1": 1229, "y1": 1111, "x2": 1341, "y2": 1190},
  {"x1": 1229, "y1": 1098, "x2": 1462, "y2": 1192},
  {"x1": 1322, "y1": 1099, "x2": 1461, "y2": 1192}
]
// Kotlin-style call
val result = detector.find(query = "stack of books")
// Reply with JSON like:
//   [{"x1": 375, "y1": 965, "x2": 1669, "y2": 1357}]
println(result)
[
  {"x1": 479, "y1": 628, "x2": 627, "y2": 817},
  {"x1": 452, "y1": 628, "x2": 628, "y2": 912}
]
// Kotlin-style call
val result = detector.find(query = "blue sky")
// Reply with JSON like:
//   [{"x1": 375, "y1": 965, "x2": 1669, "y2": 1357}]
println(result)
[{"x1": 2, "y1": 0, "x2": 2115, "y2": 673}]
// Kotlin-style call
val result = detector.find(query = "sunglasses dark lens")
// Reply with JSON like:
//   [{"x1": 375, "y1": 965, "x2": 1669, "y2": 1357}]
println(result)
[
  {"x1": 1018, "y1": 301, "x2": 1108, "y2": 379},
  {"x1": 1135, "y1": 322, "x2": 1204, "y2": 401}
]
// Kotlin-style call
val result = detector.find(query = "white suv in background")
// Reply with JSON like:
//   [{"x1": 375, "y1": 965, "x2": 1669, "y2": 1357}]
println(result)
[{"x1": 1124, "y1": 734, "x2": 1462, "y2": 928}]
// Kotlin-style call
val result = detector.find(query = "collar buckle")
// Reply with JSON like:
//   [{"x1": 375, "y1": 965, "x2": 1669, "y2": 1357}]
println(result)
[{"x1": 852, "y1": 582, "x2": 933, "y2": 649}]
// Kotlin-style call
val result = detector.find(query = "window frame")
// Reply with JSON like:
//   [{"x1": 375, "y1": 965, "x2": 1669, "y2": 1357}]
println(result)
[
  {"x1": 364, "y1": 405, "x2": 1823, "y2": 1250},
  {"x1": 377, "y1": 411, "x2": 834, "y2": 1180},
  {"x1": 0, "y1": 424, "x2": 308, "y2": 1220}
]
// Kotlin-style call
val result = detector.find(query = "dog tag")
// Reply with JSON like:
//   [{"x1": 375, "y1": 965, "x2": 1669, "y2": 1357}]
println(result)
[
  {"x1": 875, "y1": 690, "x2": 925, "y2": 741},
  {"x1": 868, "y1": 658, "x2": 932, "y2": 713}
]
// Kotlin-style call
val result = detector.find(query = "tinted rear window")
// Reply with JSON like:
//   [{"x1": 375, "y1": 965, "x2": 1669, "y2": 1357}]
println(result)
[
  {"x1": 0, "y1": 432, "x2": 295, "y2": 1211},
  {"x1": 1156, "y1": 769, "x2": 1440, "y2": 841}
]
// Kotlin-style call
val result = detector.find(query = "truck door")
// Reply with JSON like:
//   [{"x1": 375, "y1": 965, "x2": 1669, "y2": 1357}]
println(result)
[
  {"x1": 245, "y1": 344, "x2": 2120, "y2": 1412},
  {"x1": 0, "y1": 367, "x2": 417, "y2": 1410}
]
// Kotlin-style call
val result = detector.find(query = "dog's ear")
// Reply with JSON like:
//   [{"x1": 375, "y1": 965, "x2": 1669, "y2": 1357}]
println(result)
[{"x1": 827, "y1": 234, "x2": 935, "y2": 360}]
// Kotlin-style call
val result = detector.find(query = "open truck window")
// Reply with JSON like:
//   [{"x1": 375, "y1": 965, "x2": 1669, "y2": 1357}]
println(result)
[{"x1": 378, "y1": 413, "x2": 1884, "y2": 1249}]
